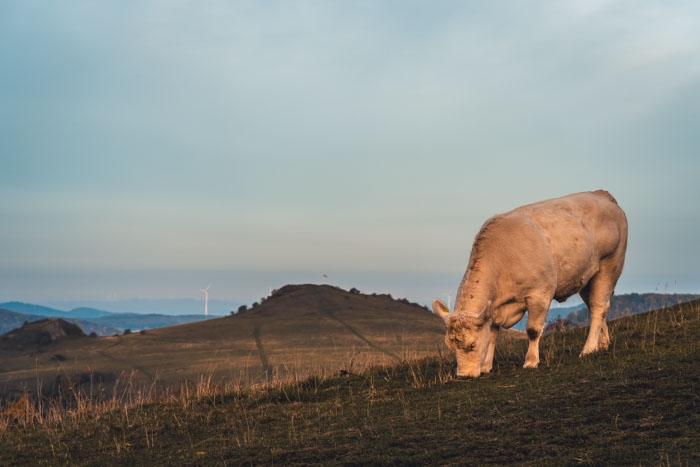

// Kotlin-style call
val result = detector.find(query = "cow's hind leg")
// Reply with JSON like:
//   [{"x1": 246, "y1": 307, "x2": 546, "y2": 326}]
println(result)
[
  {"x1": 523, "y1": 295, "x2": 551, "y2": 369},
  {"x1": 579, "y1": 274, "x2": 614, "y2": 356}
]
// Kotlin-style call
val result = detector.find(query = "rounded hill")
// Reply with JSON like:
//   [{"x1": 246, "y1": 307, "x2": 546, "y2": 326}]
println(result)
[{"x1": 244, "y1": 284, "x2": 434, "y2": 320}]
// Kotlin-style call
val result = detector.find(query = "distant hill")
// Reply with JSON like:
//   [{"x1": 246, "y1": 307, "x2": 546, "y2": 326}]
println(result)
[
  {"x1": 0, "y1": 302, "x2": 112, "y2": 319},
  {"x1": 89, "y1": 313, "x2": 220, "y2": 333},
  {"x1": 0, "y1": 302, "x2": 217, "y2": 336},
  {"x1": 0, "y1": 302, "x2": 72, "y2": 318},
  {"x1": 37, "y1": 298, "x2": 242, "y2": 316},
  {"x1": 69, "y1": 319, "x2": 121, "y2": 337},
  {"x1": 508, "y1": 293, "x2": 700, "y2": 331},
  {"x1": 59, "y1": 307, "x2": 114, "y2": 319},
  {"x1": 560, "y1": 293, "x2": 700, "y2": 327}
]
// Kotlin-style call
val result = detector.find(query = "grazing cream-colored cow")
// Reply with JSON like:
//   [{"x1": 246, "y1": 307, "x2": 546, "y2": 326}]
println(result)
[{"x1": 433, "y1": 190, "x2": 628, "y2": 377}]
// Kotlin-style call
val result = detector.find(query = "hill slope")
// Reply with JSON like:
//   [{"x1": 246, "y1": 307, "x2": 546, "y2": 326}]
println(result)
[
  {"x1": 1, "y1": 298, "x2": 697, "y2": 465},
  {"x1": 0, "y1": 284, "x2": 451, "y2": 395}
]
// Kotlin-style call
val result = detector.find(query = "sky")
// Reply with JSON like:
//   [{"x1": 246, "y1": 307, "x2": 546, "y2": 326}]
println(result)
[{"x1": 1, "y1": 0, "x2": 699, "y2": 310}]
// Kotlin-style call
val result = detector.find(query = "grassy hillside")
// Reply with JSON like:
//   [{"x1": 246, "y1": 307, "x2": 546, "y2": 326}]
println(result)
[
  {"x1": 0, "y1": 284, "x2": 449, "y2": 398},
  {"x1": 0, "y1": 297, "x2": 698, "y2": 465}
]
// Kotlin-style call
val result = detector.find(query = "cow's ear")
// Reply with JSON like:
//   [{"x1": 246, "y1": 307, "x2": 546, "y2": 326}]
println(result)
[{"x1": 432, "y1": 299, "x2": 450, "y2": 322}]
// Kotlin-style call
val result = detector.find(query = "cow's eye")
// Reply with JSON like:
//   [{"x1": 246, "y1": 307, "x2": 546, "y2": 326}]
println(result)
[{"x1": 464, "y1": 342, "x2": 476, "y2": 352}]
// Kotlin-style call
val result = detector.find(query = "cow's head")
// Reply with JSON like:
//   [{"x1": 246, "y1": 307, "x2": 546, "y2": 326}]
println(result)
[{"x1": 433, "y1": 299, "x2": 492, "y2": 378}]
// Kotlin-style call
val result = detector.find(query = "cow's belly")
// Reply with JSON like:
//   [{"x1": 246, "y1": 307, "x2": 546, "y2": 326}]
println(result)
[
  {"x1": 551, "y1": 237, "x2": 600, "y2": 302},
  {"x1": 554, "y1": 266, "x2": 598, "y2": 302},
  {"x1": 554, "y1": 285, "x2": 582, "y2": 303}
]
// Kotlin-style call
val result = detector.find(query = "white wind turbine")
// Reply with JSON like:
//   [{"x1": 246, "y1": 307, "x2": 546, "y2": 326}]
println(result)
[{"x1": 200, "y1": 285, "x2": 210, "y2": 316}]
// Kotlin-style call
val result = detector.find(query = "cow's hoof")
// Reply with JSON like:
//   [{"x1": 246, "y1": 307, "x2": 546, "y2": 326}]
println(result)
[{"x1": 523, "y1": 361, "x2": 539, "y2": 369}]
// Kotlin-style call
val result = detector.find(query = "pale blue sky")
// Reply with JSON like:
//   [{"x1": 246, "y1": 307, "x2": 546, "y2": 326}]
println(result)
[{"x1": 1, "y1": 1, "x2": 699, "y2": 307}]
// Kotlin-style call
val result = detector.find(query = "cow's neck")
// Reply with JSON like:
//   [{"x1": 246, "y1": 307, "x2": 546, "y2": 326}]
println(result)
[{"x1": 454, "y1": 259, "x2": 496, "y2": 316}]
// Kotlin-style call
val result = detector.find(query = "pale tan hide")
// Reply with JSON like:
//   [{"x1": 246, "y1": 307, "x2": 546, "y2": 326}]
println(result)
[{"x1": 433, "y1": 190, "x2": 628, "y2": 377}]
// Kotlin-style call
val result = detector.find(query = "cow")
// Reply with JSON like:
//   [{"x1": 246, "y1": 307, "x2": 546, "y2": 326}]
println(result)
[{"x1": 433, "y1": 190, "x2": 628, "y2": 377}]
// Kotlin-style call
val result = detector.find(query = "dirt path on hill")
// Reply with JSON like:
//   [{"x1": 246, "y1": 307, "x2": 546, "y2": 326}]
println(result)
[
  {"x1": 320, "y1": 303, "x2": 401, "y2": 362},
  {"x1": 252, "y1": 323, "x2": 274, "y2": 380}
]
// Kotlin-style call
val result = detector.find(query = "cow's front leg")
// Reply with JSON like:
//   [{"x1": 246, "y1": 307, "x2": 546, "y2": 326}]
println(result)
[
  {"x1": 523, "y1": 297, "x2": 549, "y2": 369},
  {"x1": 481, "y1": 325, "x2": 500, "y2": 373},
  {"x1": 524, "y1": 329, "x2": 542, "y2": 368}
]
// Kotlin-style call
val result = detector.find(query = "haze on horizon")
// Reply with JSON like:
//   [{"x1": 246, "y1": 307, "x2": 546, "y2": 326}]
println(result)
[{"x1": 1, "y1": 1, "x2": 699, "y2": 307}]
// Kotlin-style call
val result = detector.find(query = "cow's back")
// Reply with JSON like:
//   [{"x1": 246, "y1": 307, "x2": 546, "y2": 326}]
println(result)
[
  {"x1": 513, "y1": 190, "x2": 626, "y2": 254},
  {"x1": 474, "y1": 190, "x2": 627, "y2": 302}
]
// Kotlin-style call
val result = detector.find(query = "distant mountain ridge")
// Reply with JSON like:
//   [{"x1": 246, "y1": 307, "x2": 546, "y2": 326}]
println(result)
[
  {"x1": 0, "y1": 302, "x2": 112, "y2": 319},
  {"x1": 0, "y1": 302, "x2": 219, "y2": 336},
  {"x1": 564, "y1": 293, "x2": 700, "y2": 325},
  {"x1": 517, "y1": 293, "x2": 700, "y2": 332},
  {"x1": 0, "y1": 298, "x2": 241, "y2": 318},
  {"x1": 38, "y1": 298, "x2": 242, "y2": 316},
  {"x1": 480, "y1": 293, "x2": 700, "y2": 331}
]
